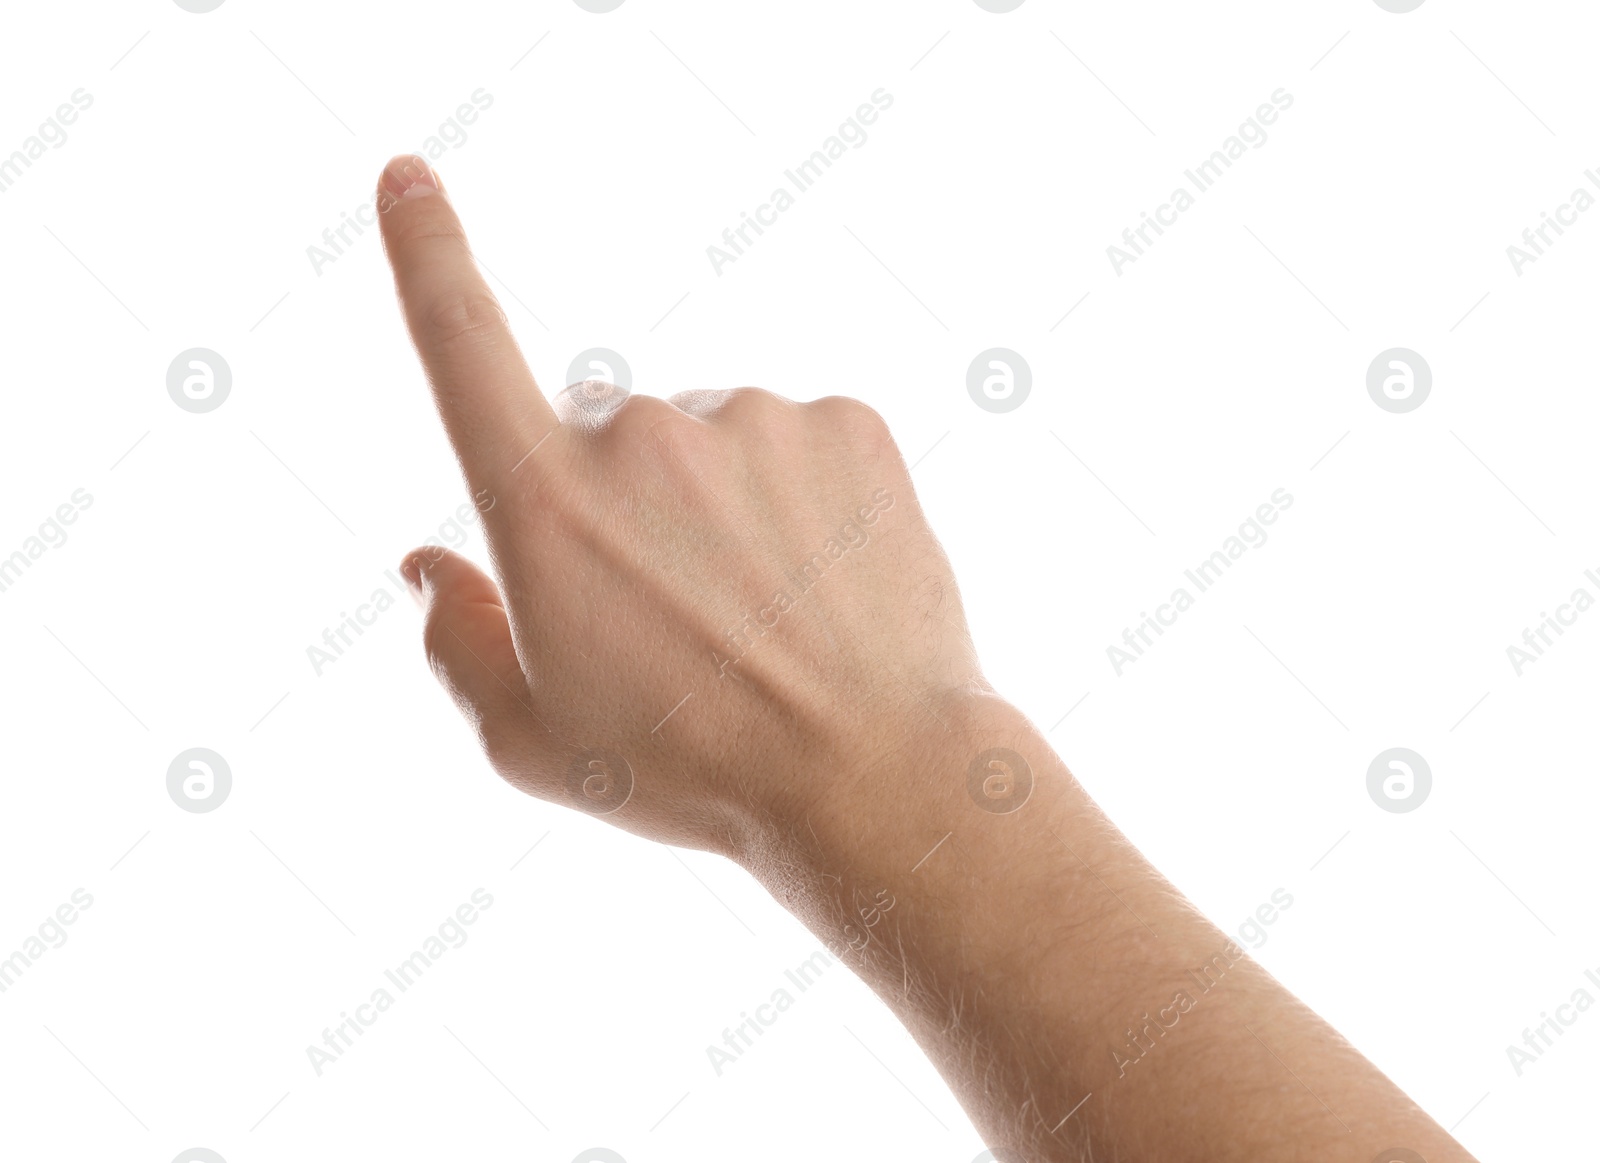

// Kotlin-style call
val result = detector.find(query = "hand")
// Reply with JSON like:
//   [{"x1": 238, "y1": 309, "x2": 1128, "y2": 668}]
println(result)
[
  {"x1": 377, "y1": 154, "x2": 1478, "y2": 1163},
  {"x1": 377, "y1": 155, "x2": 984, "y2": 857}
]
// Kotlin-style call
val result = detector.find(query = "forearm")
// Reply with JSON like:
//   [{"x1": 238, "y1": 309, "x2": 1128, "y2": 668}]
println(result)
[
  {"x1": 370, "y1": 155, "x2": 1478, "y2": 1163},
  {"x1": 739, "y1": 693, "x2": 1476, "y2": 1163}
]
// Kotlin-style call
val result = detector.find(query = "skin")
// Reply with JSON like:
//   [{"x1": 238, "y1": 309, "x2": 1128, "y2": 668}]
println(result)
[{"x1": 376, "y1": 153, "x2": 1478, "y2": 1163}]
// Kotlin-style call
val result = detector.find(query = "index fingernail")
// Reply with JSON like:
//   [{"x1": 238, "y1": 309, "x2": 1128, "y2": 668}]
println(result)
[{"x1": 382, "y1": 155, "x2": 440, "y2": 201}]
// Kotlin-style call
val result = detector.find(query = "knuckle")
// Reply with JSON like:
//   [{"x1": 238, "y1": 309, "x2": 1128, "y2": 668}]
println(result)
[
  {"x1": 723, "y1": 385, "x2": 780, "y2": 409},
  {"x1": 611, "y1": 395, "x2": 681, "y2": 441},
  {"x1": 720, "y1": 386, "x2": 793, "y2": 423},
  {"x1": 811, "y1": 394, "x2": 889, "y2": 437},
  {"x1": 667, "y1": 386, "x2": 794, "y2": 424},
  {"x1": 609, "y1": 393, "x2": 680, "y2": 435},
  {"x1": 620, "y1": 398, "x2": 708, "y2": 461},
  {"x1": 667, "y1": 388, "x2": 731, "y2": 415},
  {"x1": 573, "y1": 392, "x2": 697, "y2": 456},
  {"x1": 553, "y1": 378, "x2": 630, "y2": 429}
]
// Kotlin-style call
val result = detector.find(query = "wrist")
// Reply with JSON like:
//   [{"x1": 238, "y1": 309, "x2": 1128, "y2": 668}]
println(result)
[
  {"x1": 734, "y1": 690, "x2": 1103, "y2": 962},
  {"x1": 736, "y1": 689, "x2": 1032, "y2": 860}
]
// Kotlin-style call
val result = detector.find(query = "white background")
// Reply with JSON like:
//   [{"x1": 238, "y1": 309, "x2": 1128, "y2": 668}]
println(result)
[{"x1": 0, "y1": 1, "x2": 1594, "y2": 1160}]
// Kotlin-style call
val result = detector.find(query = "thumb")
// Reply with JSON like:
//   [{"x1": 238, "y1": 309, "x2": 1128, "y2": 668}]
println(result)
[{"x1": 401, "y1": 547, "x2": 549, "y2": 773}]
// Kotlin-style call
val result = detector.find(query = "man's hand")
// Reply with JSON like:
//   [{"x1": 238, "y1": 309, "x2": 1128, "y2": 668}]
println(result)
[
  {"x1": 377, "y1": 154, "x2": 1478, "y2": 1163},
  {"x1": 378, "y1": 154, "x2": 982, "y2": 858}
]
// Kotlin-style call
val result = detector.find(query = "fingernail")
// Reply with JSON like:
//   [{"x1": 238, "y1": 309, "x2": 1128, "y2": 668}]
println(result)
[{"x1": 382, "y1": 155, "x2": 439, "y2": 202}]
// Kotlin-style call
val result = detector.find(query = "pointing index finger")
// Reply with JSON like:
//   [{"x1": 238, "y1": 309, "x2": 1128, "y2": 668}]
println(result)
[{"x1": 376, "y1": 155, "x2": 558, "y2": 480}]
